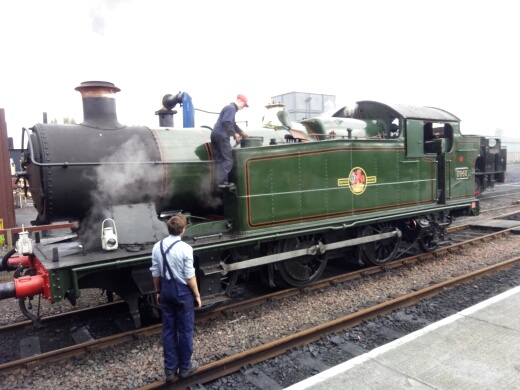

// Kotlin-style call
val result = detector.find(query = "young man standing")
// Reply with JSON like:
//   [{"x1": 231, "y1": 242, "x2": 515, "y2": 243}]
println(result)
[{"x1": 150, "y1": 215, "x2": 201, "y2": 382}]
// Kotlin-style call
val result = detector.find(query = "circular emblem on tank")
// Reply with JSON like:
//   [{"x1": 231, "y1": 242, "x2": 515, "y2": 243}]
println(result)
[{"x1": 349, "y1": 167, "x2": 367, "y2": 195}]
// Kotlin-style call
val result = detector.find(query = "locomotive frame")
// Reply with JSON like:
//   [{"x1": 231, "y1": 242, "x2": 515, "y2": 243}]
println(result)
[{"x1": 0, "y1": 82, "x2": 480, "y2": 328}]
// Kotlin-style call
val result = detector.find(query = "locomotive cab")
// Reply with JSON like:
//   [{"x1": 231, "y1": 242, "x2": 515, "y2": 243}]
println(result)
[{"x1": 423, "y1": 122, "x2": 454, "y2": 154}]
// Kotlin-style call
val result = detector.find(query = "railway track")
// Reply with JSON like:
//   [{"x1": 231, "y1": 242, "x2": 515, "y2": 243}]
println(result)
[
  {"x1": 1, "y1": 215, "x2": 519, "y2": 379},
  {"x1": 0, "y1": 301, "x2": 126, "y2": 333}
]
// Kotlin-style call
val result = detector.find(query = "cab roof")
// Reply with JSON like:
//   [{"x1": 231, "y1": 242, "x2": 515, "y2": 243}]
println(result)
[{"x1": 333, "y1": 100, "x2": 460, "y2": 122}]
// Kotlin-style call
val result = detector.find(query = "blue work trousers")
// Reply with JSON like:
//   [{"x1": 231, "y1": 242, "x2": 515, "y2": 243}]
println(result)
[
  {"x1": 210, "y1": 130, "x2": 233, "y2": 184},
  {"x1": 161, "y1": 277, "x2": 194, "y2": 371}
]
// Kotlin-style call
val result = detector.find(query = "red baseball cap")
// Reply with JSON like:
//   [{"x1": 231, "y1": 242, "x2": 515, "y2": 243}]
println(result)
[{"x1": 237, "y1": 94, "x2": 249, "y2": 107}]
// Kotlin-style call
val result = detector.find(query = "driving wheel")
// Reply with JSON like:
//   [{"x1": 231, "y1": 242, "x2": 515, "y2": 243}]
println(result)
[
  {"x1": 277, "y1": 234, "x2": 328, "y2": 287},
  {"x1": 357, "y1": 223, "x2": 401, "y2": 266}
]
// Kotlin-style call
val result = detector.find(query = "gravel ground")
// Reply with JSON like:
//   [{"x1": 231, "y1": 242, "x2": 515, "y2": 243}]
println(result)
[{"x1": 0, "y1": 165, "x2": 519, "y2": 389}]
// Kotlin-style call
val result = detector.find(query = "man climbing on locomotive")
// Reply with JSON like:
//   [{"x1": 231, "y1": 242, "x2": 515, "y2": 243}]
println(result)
[{"x1": 210, "y1": 94, "x2": 249, "y2": 187}]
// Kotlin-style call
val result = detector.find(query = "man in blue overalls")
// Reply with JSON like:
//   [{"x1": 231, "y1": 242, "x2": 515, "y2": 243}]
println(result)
[{"x1": 150, "y1": 215, "x2": 201, "y2": 382}]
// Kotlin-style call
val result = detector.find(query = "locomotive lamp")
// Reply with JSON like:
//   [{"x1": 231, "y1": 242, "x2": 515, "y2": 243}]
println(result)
[
  {"x1": 101, "y1": 219, "x2": 118, "y2": 251},
  {"x1": 15, "y1": 227, "x2": 33, "y2": 255}
]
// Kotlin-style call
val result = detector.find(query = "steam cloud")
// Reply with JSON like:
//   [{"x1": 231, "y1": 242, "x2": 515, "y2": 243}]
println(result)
[
  {"x1": 89, "y1": 0, "x2": 128, "y2": 36},
  {"x1": 78, "y1": 135, "x2": 162, "y2": 248},
  {"x1": 77, "y1": 133, "x2": 225, "y2": 248},
  {"x1": 197, "y1": 171, "x2": 223, "y2": 209}
]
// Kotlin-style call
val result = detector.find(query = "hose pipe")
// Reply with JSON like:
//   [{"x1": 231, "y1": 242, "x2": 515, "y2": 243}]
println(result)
[
  {"x1": 0, "y1": 281, "x2": 16, "y2": 299},
  {"x1": 19, "y1": 297, "x2": 42, "y2": 328},
  {"x1": 0, "y1": 248, "x2": 16, "y2": 271}
]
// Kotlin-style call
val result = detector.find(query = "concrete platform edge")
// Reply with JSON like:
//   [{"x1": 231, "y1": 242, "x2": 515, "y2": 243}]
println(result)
[{"x1": 285, "y1": 285, "x2": 520, "y2": 390}]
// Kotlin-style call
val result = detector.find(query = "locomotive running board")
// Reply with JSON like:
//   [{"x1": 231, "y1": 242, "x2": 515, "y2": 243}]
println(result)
[{"x1": 219, "y1": 229, "x2": 402, "y2": 275}]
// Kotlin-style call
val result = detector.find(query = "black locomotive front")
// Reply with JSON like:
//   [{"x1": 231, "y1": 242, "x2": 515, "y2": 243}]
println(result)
[{"x1": 24, "y1": 81, "x2": 162, "y2": 226}]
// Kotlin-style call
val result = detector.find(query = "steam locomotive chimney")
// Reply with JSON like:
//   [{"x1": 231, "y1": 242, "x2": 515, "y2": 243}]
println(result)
[{"x1": 75, "y1": 81, "x2": 123, "y2": 129}]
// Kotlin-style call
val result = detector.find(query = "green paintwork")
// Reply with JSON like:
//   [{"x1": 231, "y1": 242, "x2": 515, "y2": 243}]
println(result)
[
  {"x1": 151, "y1": 127, "x2": 215, "y2": 216},
  {"x1": 184, "y1": 219, "x2": 232, "y2": 237},
  {"x1": 226, "y1": 139, "x2": 436, "y2": 232},
  {"x1": 49, "y1": 268, "x2": 71, "y2": 302}
]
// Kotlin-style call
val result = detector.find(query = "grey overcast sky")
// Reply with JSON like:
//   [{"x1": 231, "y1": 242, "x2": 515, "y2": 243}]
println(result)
[{"x1": 1, "y1": 0, "x2": 518, "y2": 147}]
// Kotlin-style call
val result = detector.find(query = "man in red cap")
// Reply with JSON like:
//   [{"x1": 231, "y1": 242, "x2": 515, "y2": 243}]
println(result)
[{"x1": 210, "y1": 95, "x2": 249, "y2": 187}]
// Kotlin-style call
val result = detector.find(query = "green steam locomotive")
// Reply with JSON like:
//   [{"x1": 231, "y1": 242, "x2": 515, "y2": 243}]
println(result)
[{"x1": 0, "y1": 82, "x2": 480, "y2": 327}]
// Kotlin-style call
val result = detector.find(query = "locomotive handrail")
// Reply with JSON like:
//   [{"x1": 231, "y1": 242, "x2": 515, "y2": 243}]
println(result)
[
  {"x1": 21, "y1": 127, "x2": 214, "y2": 167},
  {"x1": 0, "y1": 223, "x2": 78, "y2": 251}
]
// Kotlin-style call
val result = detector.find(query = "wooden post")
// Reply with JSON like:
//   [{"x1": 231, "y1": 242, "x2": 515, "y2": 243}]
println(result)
[{"x1": 0, "y1": 108, "x2": 16, "y2": 229}]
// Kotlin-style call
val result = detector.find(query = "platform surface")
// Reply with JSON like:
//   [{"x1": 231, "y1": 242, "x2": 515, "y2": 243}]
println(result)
[
  {"x1": 286, "y1": 285, "x2": 520, "y2": 390},
  {"x1": 470, "y1": 218, "x2": 520, "y2": 234}
]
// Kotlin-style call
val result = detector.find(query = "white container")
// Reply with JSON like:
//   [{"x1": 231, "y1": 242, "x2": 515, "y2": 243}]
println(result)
[{"x1": 101, "y1": 219, "x2": 118, "y2": 251}]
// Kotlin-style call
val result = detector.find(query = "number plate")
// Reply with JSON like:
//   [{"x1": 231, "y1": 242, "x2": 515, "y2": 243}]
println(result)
[{"x1": 455, "y1": 167, "x2": 469, "y2": 179}]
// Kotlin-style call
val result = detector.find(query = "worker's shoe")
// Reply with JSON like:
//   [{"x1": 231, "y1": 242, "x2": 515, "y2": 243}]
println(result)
[
  {"x1": 218, "y1": 182, "x2": 235, "y2": 189},
  {"x1": 179, "y1": 361, "x2": 199, "y2": 379},
  {"x1": 165, "y1": 369, "x2": 176, "y2": 382}
]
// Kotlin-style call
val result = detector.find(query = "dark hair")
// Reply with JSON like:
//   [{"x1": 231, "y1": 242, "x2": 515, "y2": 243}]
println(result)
[{"x1": 166, "y1": 215, "x2": 187, "y2": 236}]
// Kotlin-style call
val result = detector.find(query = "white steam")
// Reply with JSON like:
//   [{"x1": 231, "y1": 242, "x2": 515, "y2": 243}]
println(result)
[{"x1": 78, "y1": 135, "x2": 162, "y2": 247}]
